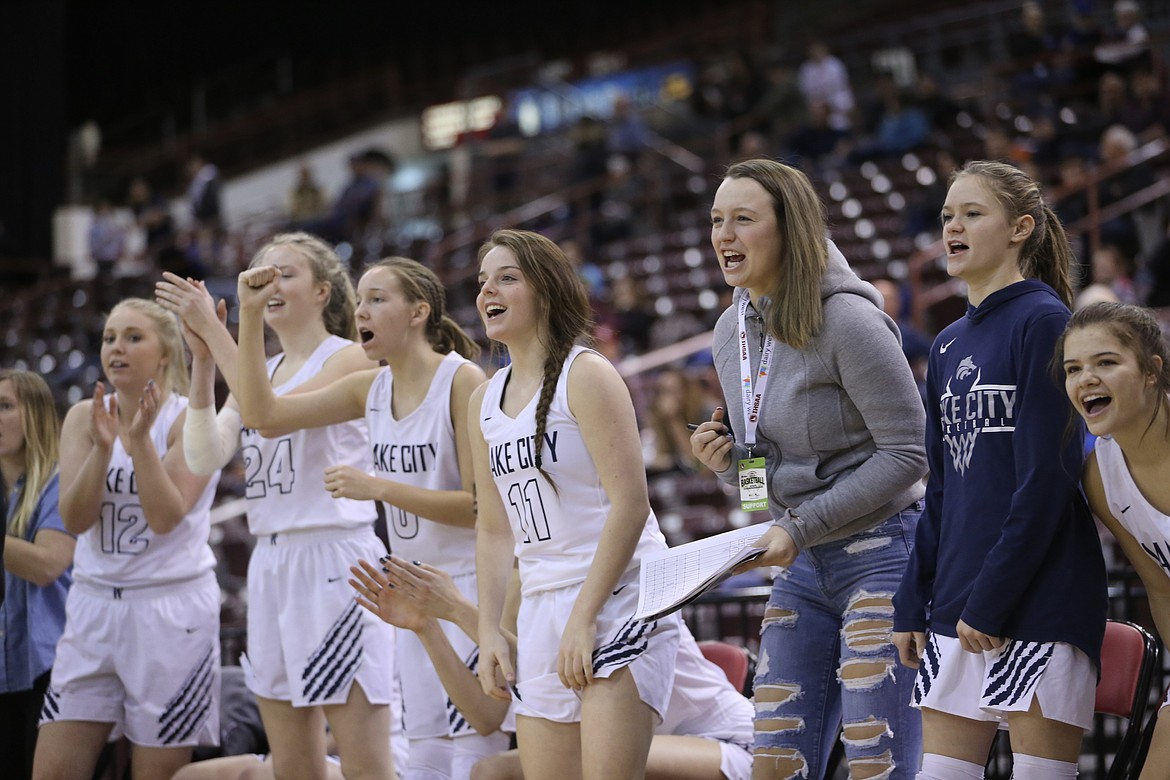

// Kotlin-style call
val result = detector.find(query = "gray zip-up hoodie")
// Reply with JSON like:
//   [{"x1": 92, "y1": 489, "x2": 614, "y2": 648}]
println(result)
[{"x1": 712, "y1": 240, "x2": 927, "y2": 549}]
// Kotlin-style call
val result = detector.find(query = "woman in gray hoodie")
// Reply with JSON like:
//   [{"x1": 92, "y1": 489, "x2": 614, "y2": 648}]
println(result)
[{"x1": 692, "y1": 158, "x2": 928, "y2": 778}]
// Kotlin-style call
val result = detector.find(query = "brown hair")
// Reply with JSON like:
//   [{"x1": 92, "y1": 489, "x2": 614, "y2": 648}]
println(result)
[
  {"x1": 951, "y1": 160, "x2": 1075, "y2": 307},
  {"x1": 722, "y1": 159, "x2": 829, "y2": 349},
  {"x1": 477, "y1": 229, "x2": 593, "y2": 488},
  {"x1": 0, "y1": 370, "x2": 61, "y2": 539},
  {"x1": 250, "y1": 232, "x2": 358, "y2": 340},
  {"x1": 363, "y1": 257, "x2": 480, "y2": 360},
  {"x1": 1055, "y1": 301, "x2": 1170, "y2": 439}
]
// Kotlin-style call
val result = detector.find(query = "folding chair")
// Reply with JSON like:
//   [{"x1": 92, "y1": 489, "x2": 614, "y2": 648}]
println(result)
[
  {"x1": 1094, "y1": 619, "x2": 1159, "y2": 780},
  {"x1": 1130, "y1": 680, "x2": 1169, "y2": 778},
  {"x1": 698, "y1": 639, "x2": 755, "y2": 696}
]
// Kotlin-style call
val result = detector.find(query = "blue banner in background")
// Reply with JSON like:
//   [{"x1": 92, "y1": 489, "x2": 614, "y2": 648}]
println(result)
[{"x1": 506, "y1": 60, "x2": 696, "y2": 136}]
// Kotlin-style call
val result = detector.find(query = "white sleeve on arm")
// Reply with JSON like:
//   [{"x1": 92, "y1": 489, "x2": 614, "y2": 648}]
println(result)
[{"x1": 184, "y1": 404, "x2": 242, "y2": 475}]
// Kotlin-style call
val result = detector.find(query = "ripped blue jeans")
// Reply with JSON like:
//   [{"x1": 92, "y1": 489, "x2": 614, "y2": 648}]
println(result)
[{"x1": 753, "y1": 505, "x2": 922, "y2": 779}]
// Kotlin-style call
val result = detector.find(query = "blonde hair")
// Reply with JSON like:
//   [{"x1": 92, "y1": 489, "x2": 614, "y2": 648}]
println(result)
[
  {"x1": 250, "y1": 232, "x2": 358, "y2": 340},
  {"x1": 722, "y1": 159, "x2": 829, "y2": 349},
  {"x1": 0, "y1": 370, "x2": 61, "y2": 540},
  {"x1": 107, "y1": 298, "x2": 190, "y2": 396}
]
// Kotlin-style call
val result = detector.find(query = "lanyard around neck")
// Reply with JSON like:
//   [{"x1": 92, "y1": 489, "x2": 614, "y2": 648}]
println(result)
[{"x1": 737, "y1": 295, "x2": 774, "y2": 454}]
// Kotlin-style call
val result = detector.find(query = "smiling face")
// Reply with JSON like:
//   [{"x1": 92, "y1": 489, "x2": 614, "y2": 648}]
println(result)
[
  {"x1": 101, "y1": 306, "x2": 168, "y2": 393},
  {"x1": 0, "y1": 379, "x2": 26, "y2": 464},
  {"x1": 710, "y1": 176, "x2": 784, "y2": 302},
  {"x1": 256, "y1": 245, "x2": 328, "y2": 331},
  {"x1": 354, "y1": 266, "x2": 424, "y2": 361},
  {"x1": 1063, "y1": 323, "x2": 1161, "y2": 437},
  {"x1": 477, "y1": 245, "x2": 538, "y2": 346},
  {"x1": 941, "y1": 174, "x2": 1032, "y2": 302}
]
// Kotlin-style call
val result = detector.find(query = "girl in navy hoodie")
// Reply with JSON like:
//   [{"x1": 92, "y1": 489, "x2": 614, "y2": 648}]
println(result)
[{"x1": 893, "y1": 161, "x2": 1107, "y2": 779}]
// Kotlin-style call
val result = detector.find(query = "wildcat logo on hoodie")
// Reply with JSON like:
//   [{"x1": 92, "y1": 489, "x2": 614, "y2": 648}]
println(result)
[{"x1": 939, "y1": 356, "x2": 1018, "y2": 474}]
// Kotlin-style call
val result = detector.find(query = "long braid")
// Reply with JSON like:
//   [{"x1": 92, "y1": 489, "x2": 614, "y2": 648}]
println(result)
[
  {"x1": 478, "y1": 229, "x2": 593, "y2": 493},
  {"x1": 533, "y1": 344, "x2": 571, "y2": 492}
]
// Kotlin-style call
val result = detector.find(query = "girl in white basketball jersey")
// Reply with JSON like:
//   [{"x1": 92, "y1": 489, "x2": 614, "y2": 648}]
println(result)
[
  {"x1": 226, "y1": 256, "x2": 502, "y2": 780},
  {"x1": 155, "y1": 233, "x2": 399, "y2": 780},
  {"x1": 34, "y1": 299, "x2": 221, "y2": 780},
  {"x1": 1058, "y1": 301, "x2": 1170, "y2": 780},
  {"x1": 471, "y1": 229, "x2": 680, "y2": 780}
]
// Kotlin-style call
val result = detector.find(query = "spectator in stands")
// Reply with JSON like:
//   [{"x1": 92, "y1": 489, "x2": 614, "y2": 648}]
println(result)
[
  {"x1": 753, "y1": 59, "x2": 805, "y2": 150},
  {"x1": 909, "y1": 73, "x2": 966, "y2": 135},
  {"x1": 288, "y1": 161, "x2": 326, "y2": 223},
  {"x1": 569, "y1": 115, "x2": 610, "y2": 220},
  {"x1": 296, "y1": 149, "x2": 394, "y2": 250},
  {"x1": 591, "y1": 154, "x2": 644, "y2": 246},
  {"x1": 783, "y1": 101, "x2": 848, "y2": 175},
  {"x1": 1097, "y1": 123, "x2": 1160, "y2": 259},
  {"x1": 872, "y1": 278, "x2": 931, "y2": 405},
  {"x1": 0, "y1": 370, "x2": 75, "y2": 780},
  {"x1": 893, "y1": 160, "x2": 1108, "y2": 780},
  {"x1": 903, "y1": 148, "x2": 958, "y2": 240},
  {"x1": 694, "y1": 159, "x2": 926, "y2": 778},
  {"x1": 1144, "y1": 221, "x2": 1170, "y2": 307},
  {"x1": 643, "y1": 367, "x2": 711, "y2": 475},
  {"x1": 185, "y1": 152, "x2": 224, "y2": 274},
  {"x1": 561, "y1": 237, "x2": 606, "y2": 301},
  {"x1": 127, "y1": 176, "x2": 178, "y2": 274},
  {"x1": 846, "y1": 81, "x2": 931, "y2": 164},
  {"x1": 608, "y1": 274, "x2": 658, "y2": 356},
  {"x1": 1004, "y1": 1, "x2": 1064, "y2": 112},
  {"x1": 1121, "y1": 67, "x2": 1170, "y2": 142},
  {"x1": 1053, "y1": 154, "x2": 1093, "y2": 265},
  {"x1": 1076, "y1": 240, "x2": 1141, "y2": 308},
  {"x1": 607, "y1": 93, "x2": 652, "y2": 164},
  {"x1": 1082, "y1": 70, "x2": 1131, "y2": 141},
  {"x1": 731, "y1": 130, "x2": 771, "y2": 164},
  {"x1": 483, "y1": 105, "x2": 526, "y2": 214},
  {"x1": 1094, "y1": 0, "x2": 1151, "y2": 74},
  {"x1": 1057, "y1": 301, "x2": 1170, "y2": 780},
  {"x1": 87, "y1": 197, "x2": 127, "y2": 309},
  {"x1": 796, "y1": 40, "x2": 855, "y2": 132}
]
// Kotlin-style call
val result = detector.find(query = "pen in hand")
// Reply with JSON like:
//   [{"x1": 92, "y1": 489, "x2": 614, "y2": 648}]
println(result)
[{"x1": 687, "y1": 423, "x2": 735, "y2": 442}]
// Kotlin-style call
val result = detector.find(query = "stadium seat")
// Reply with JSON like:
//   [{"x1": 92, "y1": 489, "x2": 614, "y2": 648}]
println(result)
[
  {"x1": 1093, "y1": 619, "x2": 1159, "y2": 779},
  {"x1": 698, "y1": 639, "x2": 753, "y2": 695}
]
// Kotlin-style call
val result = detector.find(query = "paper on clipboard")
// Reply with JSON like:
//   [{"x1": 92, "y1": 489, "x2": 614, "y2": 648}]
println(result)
[{"x1": 634, "y1": 524, "x2": 768, "y2": 621}]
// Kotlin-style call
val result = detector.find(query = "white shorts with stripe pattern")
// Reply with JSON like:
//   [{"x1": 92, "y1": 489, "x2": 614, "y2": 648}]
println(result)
[
  {"x1": 242, "y1": 526, "x2": 397, "y2": 707},
  {"x1": 513, "y1": 569, "x2": 680, "y2": 723},
  {"x1": 41, "y1": 572, "x2": 220, "y2": 747},
  {"x1": 912, "y1": 633, "x2": 1097, "y2": 731}
]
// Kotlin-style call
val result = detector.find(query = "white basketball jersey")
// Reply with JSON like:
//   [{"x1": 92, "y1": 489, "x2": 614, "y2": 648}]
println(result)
[
  {"x1": 479, "y1": 346, "x2": 667, "y2": 597},
  {"x1": 242, "y1": 335, "x2": 376, "y2": 535},
  {"x1": 1095, "y1": 435, "x2": 1170, "y2": 575},
  {"x1": 74, "y1": 392, "x2": 219, "y2": 588},
  {"x1": 365, "y1": 352, "x2": 477, "y2": 574}
]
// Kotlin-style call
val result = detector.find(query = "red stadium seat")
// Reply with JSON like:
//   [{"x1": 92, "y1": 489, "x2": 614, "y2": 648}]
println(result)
[
  {"x1": 698, "y1": 639, "x2": 752, "y2": 695},
  {"x1": 1094, "y1": 620, "x2": 1159, "y2": 779}
]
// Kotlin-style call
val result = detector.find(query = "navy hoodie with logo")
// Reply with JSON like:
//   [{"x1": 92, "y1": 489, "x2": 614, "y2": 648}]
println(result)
[{"x1": 892, "y1": 280, "x2": 1107, "y2": 669}]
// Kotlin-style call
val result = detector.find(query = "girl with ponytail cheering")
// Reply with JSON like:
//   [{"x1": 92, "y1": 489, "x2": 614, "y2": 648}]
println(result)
[
  {"x1": 893, "y1": 161, "x2": 1108, "y2": 779},
  {"x1": 226, "y1": 254, "x2": 503, "y2": 780},
  {"x1": 471, "y1": 229, "x2": 679, "y2": 780}
]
